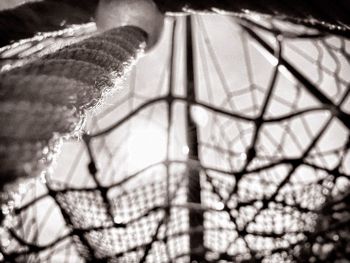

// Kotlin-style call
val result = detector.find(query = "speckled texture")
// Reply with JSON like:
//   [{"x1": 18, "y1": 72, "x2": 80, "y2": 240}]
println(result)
[{"x1": 0, "y1": 26, "x2": 147, "y2": 188}]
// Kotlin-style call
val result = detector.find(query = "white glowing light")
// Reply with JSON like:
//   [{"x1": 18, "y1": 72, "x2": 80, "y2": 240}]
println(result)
[
  {"x1": 240, "y1": 152, "x2": 247, "y2": 161},
  {"x1": 182, "y1": 145, "x2": 190, "y2": 155},
  {"x1": 113, "y1": 215, "x2": 123, "y2": 224},
  {"x1": 214, "y1": 202, "x2": 224, "y2": 210},
  {"x1": 191, "y1": 105, "x2": 209, "y2": 127},
  {"x1": 127, "y1": 123, "x2": 166, "y2": 171},
  {"x1": 250, "y1": 14, "x2": 261, "y2": 21}
]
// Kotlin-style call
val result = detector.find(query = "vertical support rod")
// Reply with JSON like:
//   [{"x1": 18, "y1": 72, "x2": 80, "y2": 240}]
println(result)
[{"x1": 185, "y1": 15, "x2": 204, "y2": 262}]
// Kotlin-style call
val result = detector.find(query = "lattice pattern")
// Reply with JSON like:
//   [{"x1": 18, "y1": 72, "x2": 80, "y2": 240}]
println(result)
[{"x1": 0, "y1": 14, "x2": 349, "y2": 263}]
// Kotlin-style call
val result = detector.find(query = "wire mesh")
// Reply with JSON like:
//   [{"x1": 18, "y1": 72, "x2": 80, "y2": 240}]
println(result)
[{"x1": 0, "y1": 14, "x2": 350, "y2": 263}]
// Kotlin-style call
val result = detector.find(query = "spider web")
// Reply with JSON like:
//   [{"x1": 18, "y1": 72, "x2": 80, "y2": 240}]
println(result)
[{"x1": 0, "y1": 14, "x2": 349, "y2": 263}]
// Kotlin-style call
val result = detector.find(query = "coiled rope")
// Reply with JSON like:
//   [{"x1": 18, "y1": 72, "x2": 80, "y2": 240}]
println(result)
[
  {"x1": 0, "y1": 26, "x2": 147, "y2": 189},
  {"x1": 0, "y1": 0, "x2": 167, "y2": 194}
]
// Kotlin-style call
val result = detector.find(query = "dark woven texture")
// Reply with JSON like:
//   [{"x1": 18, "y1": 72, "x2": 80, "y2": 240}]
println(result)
[
  {"x1": 0, "y1": 26, "x2": 146, "y2": 187},
  {"x1": 0, "y1": 14, "x2": 349, "y2": 262}
]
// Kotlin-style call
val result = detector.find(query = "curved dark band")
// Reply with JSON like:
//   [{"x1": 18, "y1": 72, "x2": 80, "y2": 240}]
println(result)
[
  {"x1": 0, "y1": 0, "x2": 349, "y2": 47},
  {"x1": 0, "y1": 0, "x2": 99, "y2": 47}
]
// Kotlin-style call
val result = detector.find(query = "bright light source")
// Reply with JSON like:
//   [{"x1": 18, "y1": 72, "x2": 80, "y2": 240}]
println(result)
[
  {"x1": 127, "y1": 122, "x2": 167, "y2": 171},
  {"x1": 113, "y1": 215, "x2": 123, "y2": 224},
  {"x1": 214, "y1": 201, "x2": 224, "y2": 210},
  {"x1": 182, "y1": 145, "x2": 189, "y2": 155},
  {"x1": 191, "y1": 105, "x2": 208, "y2": 127},
  {"x1": 240, "y1": 152, "x2": 247, "y2": 161}
]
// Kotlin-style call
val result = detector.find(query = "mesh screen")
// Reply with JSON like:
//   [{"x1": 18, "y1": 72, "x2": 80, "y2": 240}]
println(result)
[{"x1": 0, "y1": 14, "x2": 350, "y2": 263}]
